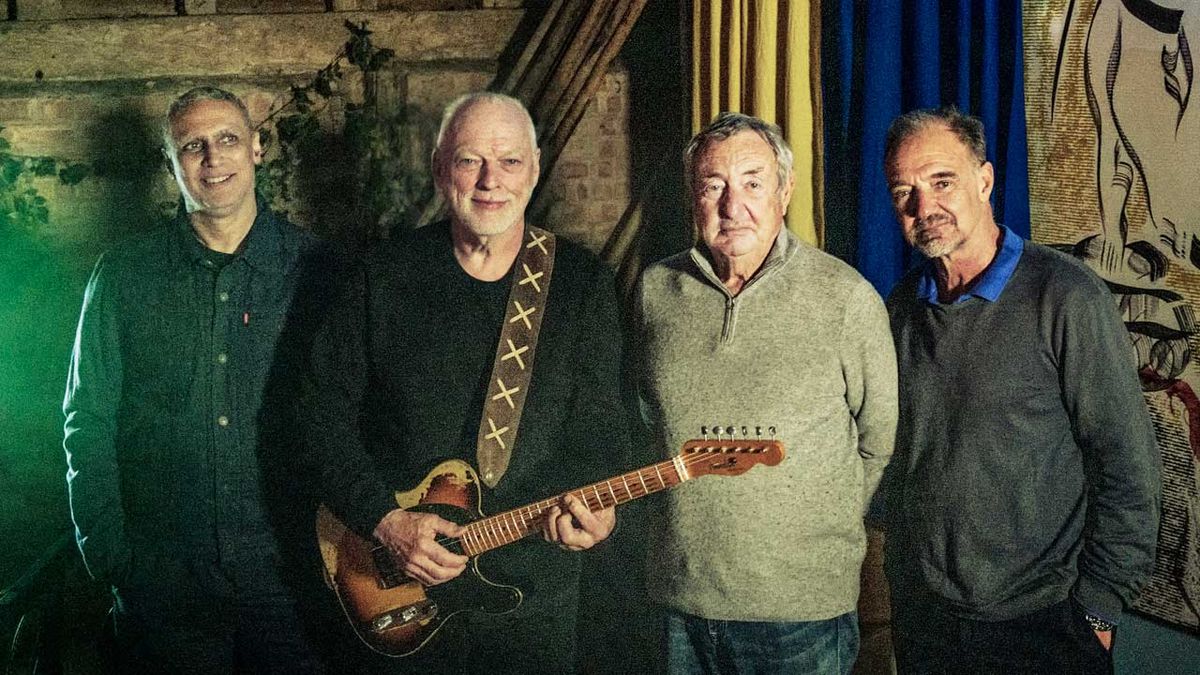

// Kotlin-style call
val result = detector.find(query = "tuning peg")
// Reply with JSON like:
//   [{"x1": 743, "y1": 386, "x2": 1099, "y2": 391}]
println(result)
[
  {"x1": 755, "y1": 426, "x2": 762, "y2": 438},
  {"x1": 701, "y1": 425, "x2": 708, "y2": 440},
  {"x1": 740, "y1": 425, "x2": 748, "y2": 437},
  {"x1": 768, "y1": 426, "x2": 776, "y2": 438}
]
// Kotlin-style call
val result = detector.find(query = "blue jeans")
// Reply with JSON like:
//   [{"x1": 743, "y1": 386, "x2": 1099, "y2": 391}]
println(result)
[{"x1": 665, "y1": 610, "x2": 859, "y2": 675}]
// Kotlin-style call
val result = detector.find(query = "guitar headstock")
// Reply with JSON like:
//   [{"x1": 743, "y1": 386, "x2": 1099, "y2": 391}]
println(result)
[{"x1": 678, "y1": 438, "x2": 785, "y2": 477}]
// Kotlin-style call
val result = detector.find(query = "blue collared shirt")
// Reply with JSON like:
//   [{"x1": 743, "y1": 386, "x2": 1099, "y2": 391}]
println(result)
[{"x1": 917, "y1": 225, "x2": 1025, "y2": 304}]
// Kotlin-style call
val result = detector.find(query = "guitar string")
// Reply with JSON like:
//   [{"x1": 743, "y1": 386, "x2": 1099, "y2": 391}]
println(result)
[{"x1": 428, "y1": 445, "x2": 778, "y2": 557}]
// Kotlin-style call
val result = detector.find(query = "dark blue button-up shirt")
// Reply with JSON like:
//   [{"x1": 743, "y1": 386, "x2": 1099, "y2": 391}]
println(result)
[{"x1": 64, "y1": 203, "x2": 328, "y2": 587}]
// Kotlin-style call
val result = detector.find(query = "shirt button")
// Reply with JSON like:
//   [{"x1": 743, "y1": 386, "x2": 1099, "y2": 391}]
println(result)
[
  {"x1": 218, "y1": 291, "x2": 230, "y2": 302},
  {"x1": 484, "y1": 470, "x2": 494, "y2": 482},
  {"x1": 216, "y1": 353, "x2": 228, "y2": 364},
  {"x1": 217, "y1": 415, "x2": 229, "y2": 427}
]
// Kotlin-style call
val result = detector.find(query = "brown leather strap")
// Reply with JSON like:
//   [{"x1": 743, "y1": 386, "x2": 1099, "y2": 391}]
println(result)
[{"x1": 475, "y1": 225, "x2": 556, "y2": 487}]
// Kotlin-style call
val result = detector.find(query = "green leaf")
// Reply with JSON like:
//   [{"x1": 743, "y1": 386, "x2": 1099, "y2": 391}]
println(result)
[
  {"x1": 344, "y1": 19, "x2": 372, "y2": 38},
  {"x1": 2, "y1": 157, "x2": 23, "y2": 186},
  {"x1": 276, "y1": 115, "x2": 305, "y2": 144},
  {"x1": 58, "y1": 163, "x2": 90, "y2": 186},
  {"x1": 28, "y1": 157, "x2": 58, "y2": 176},
  {"x1": 369, "y1": 49, "x2": 394, "y2": 71},
  {"x1": 314, "y1": 73, "x2": 334, "y2": 98}
]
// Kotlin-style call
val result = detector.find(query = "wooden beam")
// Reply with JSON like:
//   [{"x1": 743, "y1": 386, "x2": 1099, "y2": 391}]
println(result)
[
  {"x1": 16, "y1": 1, "x2": 175, "y2": 21},
  {"x1": 13, "y1": 0, "x2": 64, "y2": 21},
  {"x1": 181, "y1": 0, "x2": 217, "y2": 15},
  {"x1": 0, "y1": 9, "x2": 524, "y2": 83}
]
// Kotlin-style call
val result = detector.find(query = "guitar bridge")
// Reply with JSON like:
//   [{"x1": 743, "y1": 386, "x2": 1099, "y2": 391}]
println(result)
[{"x1": 367, "y1": 599, "x2": 439, "y2": 634}]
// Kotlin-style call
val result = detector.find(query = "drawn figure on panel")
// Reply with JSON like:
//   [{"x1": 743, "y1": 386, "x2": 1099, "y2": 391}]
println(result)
[
  {"x1": 1085, "y1": 0, "x2": 1195, "y2": 274},
  {"x1": 1053, "y1": 0, "x2": 1200, "y2": 630}
]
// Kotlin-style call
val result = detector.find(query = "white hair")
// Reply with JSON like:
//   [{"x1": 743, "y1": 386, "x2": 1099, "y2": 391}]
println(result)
[{"x1": 433, "y1": 92, "x2": 538, "y2": 161}]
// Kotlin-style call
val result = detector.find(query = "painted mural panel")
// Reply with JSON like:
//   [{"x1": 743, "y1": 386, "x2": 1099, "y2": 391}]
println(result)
[{"x1": 1024, "y1": 0, "x2": 1199, "y2": 630}]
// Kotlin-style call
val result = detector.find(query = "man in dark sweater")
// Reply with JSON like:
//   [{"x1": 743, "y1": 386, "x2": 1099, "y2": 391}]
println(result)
[
  {"x1": 301, "y1": 92, "x2": 629, "y2": 673},
  {"x1": 882, "y1": 107, "x2": 1161, "y2": 673},
  {"x1": 63, "y1": 87, "x2": 328, "y2": 672}
]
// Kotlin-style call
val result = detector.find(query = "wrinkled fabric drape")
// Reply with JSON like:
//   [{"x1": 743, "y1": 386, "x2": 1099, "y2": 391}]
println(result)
[
  {"x1": 692, "y1": 0, "x2": 823, "y2": 247},
  {"x1": 823, "y1": 0, "x2": 1029, "y2": 295},
  {"x1": 503, "y1": 0, "x2": 649, "y2": 195}
]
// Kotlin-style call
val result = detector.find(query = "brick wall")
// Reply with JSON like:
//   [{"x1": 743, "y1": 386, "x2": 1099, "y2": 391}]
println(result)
[
  {"x1": 0, "y1": 1, "x2": 633, "y2": 586},
  {"x1": 1, "y1": 3, "x2": 631, "y2": 253}
]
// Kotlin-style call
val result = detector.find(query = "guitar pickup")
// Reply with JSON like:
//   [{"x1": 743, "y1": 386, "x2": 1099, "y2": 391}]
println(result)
[{"x1": 368, "y1": 600, "x2": 439, "y2": 634}]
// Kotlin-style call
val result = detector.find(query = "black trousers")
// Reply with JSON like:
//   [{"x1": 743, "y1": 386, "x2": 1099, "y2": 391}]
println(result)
[
  {"x1": 891, "y1": 591, "x2": 1113, "y2": 675},
  {"x1": 110, "y1": 548, "x2": 327, "y2": 675}
]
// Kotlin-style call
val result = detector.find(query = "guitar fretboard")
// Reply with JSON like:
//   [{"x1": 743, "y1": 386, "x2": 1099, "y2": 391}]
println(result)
[{"x1": 453, "y1": 456, "x2": 690, "y2": 557}]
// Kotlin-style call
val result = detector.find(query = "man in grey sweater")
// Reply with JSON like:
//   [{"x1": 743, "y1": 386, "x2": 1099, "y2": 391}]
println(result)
[
  {"x1": 635, "y1": 112, "x2": 898, "y2": 674},
  {"x1": 883, "y1": 107, "x2": 1161, "y2": 673}
]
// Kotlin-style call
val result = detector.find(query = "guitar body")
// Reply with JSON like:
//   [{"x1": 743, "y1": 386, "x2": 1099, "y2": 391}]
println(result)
[
  {"x1": 316, "y1": 460, "x2": 522, "y2": 657},
  {"x1": 316, "y1": 437, "x2": 786, "y2": 659}
]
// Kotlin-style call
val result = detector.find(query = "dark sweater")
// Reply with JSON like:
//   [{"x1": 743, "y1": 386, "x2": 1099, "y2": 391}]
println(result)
[
  {"x1": 885, "y1": 241, "x2": 1160, "y2": 623},
  {"x1": 300, "y1": 221, "x2": 631, "y2": 620}
]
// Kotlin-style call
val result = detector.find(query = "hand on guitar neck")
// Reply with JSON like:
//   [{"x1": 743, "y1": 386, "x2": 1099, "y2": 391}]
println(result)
[
  {"x1": 373, "y1": 509, "x2": 468, "y2": 587},
  {"x1": 319, "y1": 438, "x2": 785, "y2": 657},
  {"x1": 542, "y1": 494, "x2": 616, "y2": 551},
  {"x1": 373, "y1": 495, "x2": 615, "y2": 586}
]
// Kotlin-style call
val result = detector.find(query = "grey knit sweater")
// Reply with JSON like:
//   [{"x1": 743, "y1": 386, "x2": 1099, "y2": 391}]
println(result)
[
  {"x1": 635, "y1": 230, "x2": 898, "y2": 621},
  {"x1": 885, "y1": 241, "x2": 1160, "y2": 623}
]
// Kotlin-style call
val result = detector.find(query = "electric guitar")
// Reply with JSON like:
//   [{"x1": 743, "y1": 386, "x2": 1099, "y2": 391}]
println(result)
[{"x1": 315, "y1": 436, "x2": 785, "y2": 657}]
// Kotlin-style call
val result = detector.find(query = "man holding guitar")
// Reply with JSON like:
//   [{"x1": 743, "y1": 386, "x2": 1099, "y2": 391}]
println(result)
[
  {"x1": 300, "y1": 93, "x2": 631, "y2": 672},
  {"x1": 634, "y1": 113, "x2": 898, "y2": 674}
]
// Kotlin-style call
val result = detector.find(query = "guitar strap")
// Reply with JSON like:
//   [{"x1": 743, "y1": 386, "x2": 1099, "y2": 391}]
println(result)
[{"x1": 475, "y1": 225, "x2": 556, "y2": 488}]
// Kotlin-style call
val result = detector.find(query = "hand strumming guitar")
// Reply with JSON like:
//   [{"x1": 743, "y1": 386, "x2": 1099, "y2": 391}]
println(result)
[
  {"x1": 542, "y1": 494, "x2": 616, "y2": 552},
  {"x1": 373, "y1": 508, "x2": 468, "y2": 586}
]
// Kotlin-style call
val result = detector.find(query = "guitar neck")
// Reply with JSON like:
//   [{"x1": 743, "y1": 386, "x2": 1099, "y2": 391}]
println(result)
[{"x1": 456, "y1": 456, "x2": 693, "y2": 557}]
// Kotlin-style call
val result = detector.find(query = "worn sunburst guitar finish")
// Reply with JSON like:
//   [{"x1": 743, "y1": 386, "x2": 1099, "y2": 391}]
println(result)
[{"x1": 315, "y1": 437, "x2": 785, "y2": 657}]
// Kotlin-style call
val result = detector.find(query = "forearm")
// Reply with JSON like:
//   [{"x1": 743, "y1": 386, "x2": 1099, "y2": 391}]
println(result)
[
  {"x1": 847, "y1": 282, "x2": 898, "y2": 515},
  {"x1": 63, "y1": 256, "x2": 132, "y2": 585},
  {"x1": 1062, "y1": 285, "x2": 1162, "y2": 620}
]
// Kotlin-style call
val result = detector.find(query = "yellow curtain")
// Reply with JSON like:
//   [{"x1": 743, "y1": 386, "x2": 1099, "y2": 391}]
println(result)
[{"x1": 692, "y1": 0, "x2": 823, "y2": 247}]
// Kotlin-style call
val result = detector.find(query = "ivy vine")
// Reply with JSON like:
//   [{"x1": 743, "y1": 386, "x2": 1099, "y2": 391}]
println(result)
[
  {"x1": 0, "y1": 127, "x2": 90, "y2": 236},
  {"x1": 256, "y1": 20, "x2": 433, "y2": 240}
]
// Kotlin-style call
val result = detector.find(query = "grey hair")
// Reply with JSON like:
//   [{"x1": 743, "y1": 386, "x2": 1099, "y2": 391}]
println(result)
[
  {"x1": 683, "y1": 112, "x2": 794, "y2": 194},
  {"x1": 163, "y1": 86, "x2": 253, "y2": 148},
  {"x1": 884, "y1": 106, "x2": 987, "y2": 167},
  {"x1": 433, "y1": 92, "x2": 538, "y2": 161}
]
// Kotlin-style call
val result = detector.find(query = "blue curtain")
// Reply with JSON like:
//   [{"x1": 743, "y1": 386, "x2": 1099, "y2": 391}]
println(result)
[{"x1": 822, "y1": 0, "x2": 1030, "y2": 296}]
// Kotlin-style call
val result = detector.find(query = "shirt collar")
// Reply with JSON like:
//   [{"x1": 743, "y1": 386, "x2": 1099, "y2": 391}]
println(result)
[
  {"x1": 173, "y1": 196, "x2": 285, "y2": 272},
  {"x1": 917, "y1": 224, "x2": 1024, "y2": 304}
]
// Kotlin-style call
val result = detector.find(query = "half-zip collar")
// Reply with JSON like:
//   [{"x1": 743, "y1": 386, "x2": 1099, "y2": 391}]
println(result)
[{"x1": 687, "y1": 229, "x2": 796, "y2": 343}]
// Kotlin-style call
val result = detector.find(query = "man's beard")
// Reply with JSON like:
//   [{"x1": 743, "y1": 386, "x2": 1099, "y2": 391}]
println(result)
[{"x1": 913, "y1": 217, "x2": 960, "y2": 258}]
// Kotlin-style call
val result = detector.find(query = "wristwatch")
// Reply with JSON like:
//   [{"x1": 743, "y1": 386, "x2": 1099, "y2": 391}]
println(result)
[{"x1": 1084, "y1": 613, "x2": 1115, "y2": 632}]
